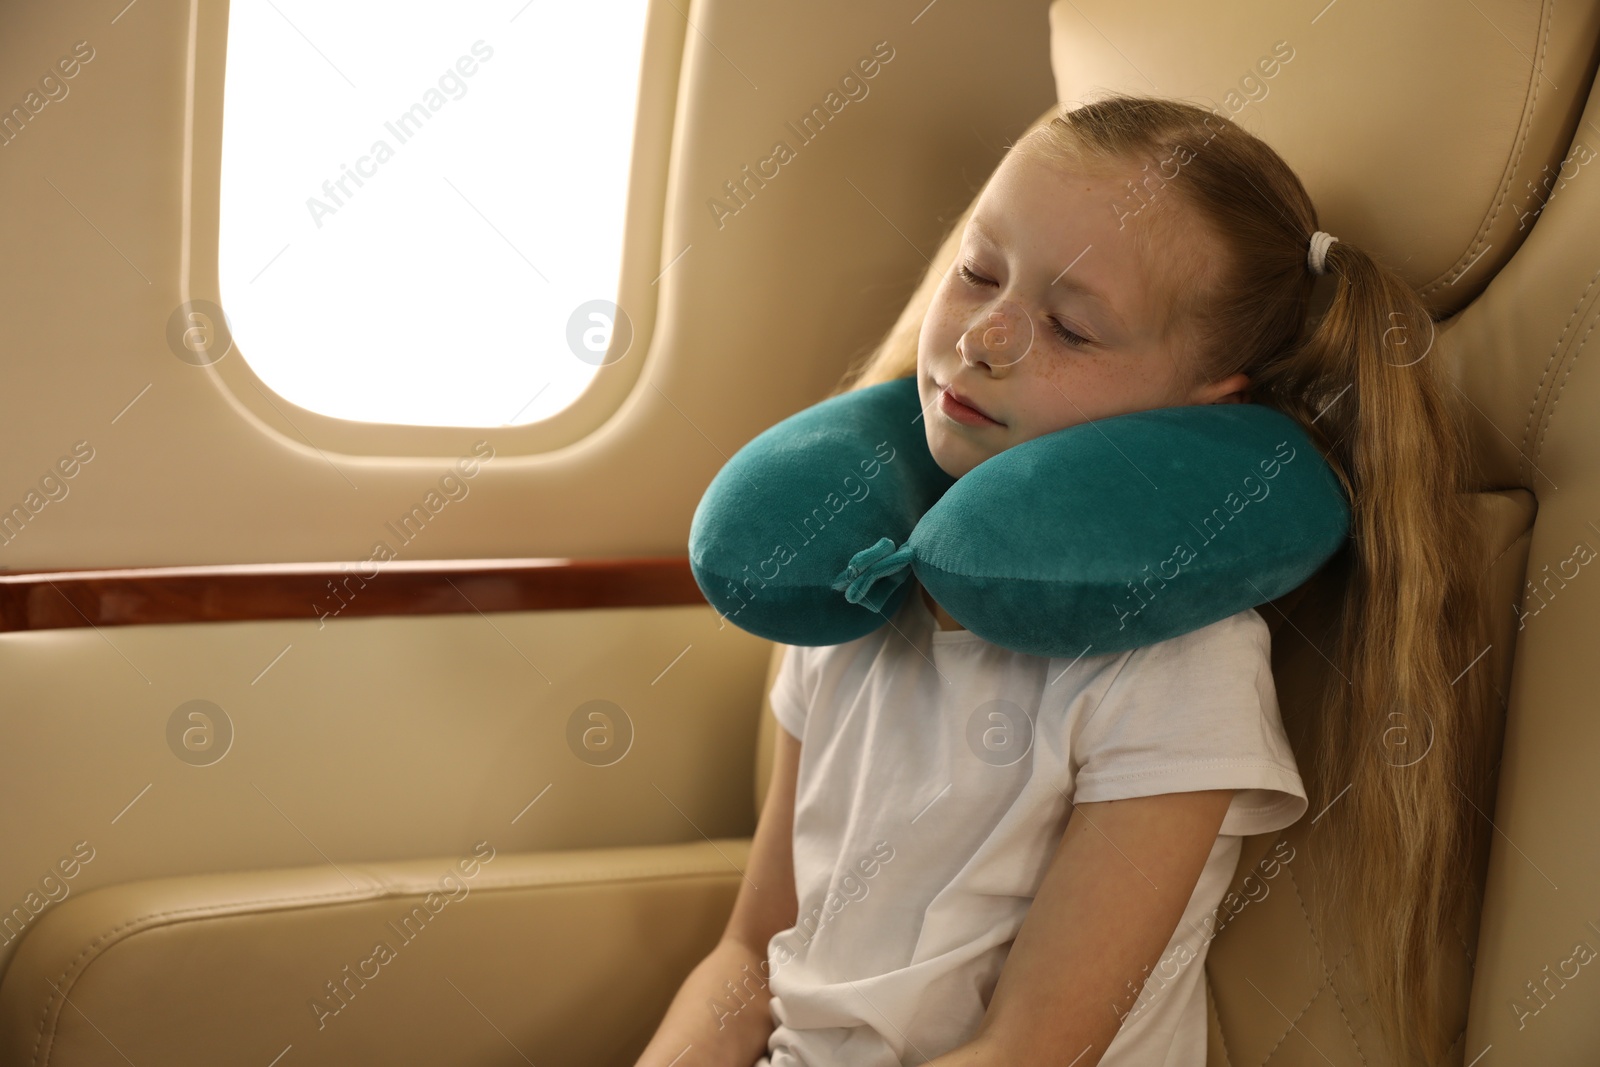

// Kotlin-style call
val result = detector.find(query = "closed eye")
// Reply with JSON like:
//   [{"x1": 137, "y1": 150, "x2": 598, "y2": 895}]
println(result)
[
  {"x1": 1047, "y1": 319, "x2": 1091, "y2": 348},
  {"x1": 956, "y1": 263, "x2": 993, "y2": 288},
  {"x1": 955, "y1": 263, "x2": 1093, "y2": 348}
]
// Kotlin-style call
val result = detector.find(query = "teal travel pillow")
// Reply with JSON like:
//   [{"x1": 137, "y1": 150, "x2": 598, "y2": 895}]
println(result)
[{"x1": 688, "y1": 376, "x2": 1350, "y2": 657}]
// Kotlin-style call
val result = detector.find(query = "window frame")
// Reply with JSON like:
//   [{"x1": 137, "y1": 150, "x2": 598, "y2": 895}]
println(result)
[{"x1": 179, "y1": 0, "x2": 682, "y2": 458}]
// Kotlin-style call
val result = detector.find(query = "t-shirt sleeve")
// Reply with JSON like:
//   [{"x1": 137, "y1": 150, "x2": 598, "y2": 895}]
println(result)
[
  {"x1": 768, "y1": 644, "x2": 810, "y2": 740},
  {"x1": 1070, "y1": 608, "x2": 1308, "y2": 838}
]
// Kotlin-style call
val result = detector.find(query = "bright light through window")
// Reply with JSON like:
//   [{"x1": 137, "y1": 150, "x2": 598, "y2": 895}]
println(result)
[{"x1": 219, "y1": 2, "x2": 650, "y2": 427}]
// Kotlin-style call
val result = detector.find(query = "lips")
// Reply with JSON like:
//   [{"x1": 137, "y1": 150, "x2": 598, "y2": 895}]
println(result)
[{"x1": 940, "y1": 384, "x2": 1001, "y2": 424}]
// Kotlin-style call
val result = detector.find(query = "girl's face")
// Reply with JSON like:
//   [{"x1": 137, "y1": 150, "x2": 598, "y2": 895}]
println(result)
[{"x1": 916, "y1": 148, "x2": 1250, "y2": 478}]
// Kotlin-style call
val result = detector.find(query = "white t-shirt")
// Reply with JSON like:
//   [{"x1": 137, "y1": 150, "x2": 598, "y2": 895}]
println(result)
[{"x1": 755, "y1": 579, "x2": 1306, "y2": 1067}]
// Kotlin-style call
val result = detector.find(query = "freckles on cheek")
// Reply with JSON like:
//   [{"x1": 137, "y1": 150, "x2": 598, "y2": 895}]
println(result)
[
  {"x1": 1027, "y1": 354, "x2": 1119, "y2": 424},
  {"x1": 1033, "y1": 356, "x2": 1087, "y2": 396}
]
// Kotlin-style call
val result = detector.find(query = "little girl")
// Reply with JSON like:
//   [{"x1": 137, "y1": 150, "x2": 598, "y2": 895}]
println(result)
[{"x1": 639, "y1": 94, "x2": 1495, "y2": 1067}]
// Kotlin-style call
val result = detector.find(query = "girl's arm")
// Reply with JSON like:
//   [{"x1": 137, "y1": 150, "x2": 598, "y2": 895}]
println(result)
[
  {"x1": 633, "y1": 725, "x2": 802, "y2": 1067},
  {"x1": 926, "y1": 788, "x2": 1236, "y2": 1067}
]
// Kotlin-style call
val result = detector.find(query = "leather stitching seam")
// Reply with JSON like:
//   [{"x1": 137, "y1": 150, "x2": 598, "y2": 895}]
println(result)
[
  {"x1": 1522, "y1": 265, "x2": 1600, "y2": 470},
  {"x1": 30, "y1": 887, "x2": 377, "y2": 1067},
  {"x1": 1208, "y1": 975, "x2": 1237, "y2": 1067},
  {"x1": 28, "y1": 855, "x2": 741, "y2": 1066},
  {"x1": 1420, "y1": 0, "x2": 1551, "y2": 297},
  {"x1": 1286, "y1": 861, "x2": 1368, "y2": 1064},
  {"x1": 1535, "y1": 309, "x2": 1599, "y2": 458},
  {"x1": 1255, "y1": 860, "x2": 1330, "y2": 1065},
  {"x1": 1255, "y1": 976, "x2": 1332, "y2": 1066}
]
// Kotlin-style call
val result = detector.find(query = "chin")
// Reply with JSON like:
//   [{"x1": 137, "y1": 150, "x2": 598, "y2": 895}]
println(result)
[{"x1": 927, "y1": 432, "x2": 983, "y2": 479}]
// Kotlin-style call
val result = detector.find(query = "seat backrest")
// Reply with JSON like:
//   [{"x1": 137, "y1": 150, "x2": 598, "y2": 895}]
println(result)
[{"x1": 757, "y1": 1, "x2": 1600, "y2": 1060}]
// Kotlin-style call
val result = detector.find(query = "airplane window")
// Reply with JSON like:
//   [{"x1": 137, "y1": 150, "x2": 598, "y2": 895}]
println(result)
[{"x1": 218, "y1": 1, "x2": 650, "y2": 427}]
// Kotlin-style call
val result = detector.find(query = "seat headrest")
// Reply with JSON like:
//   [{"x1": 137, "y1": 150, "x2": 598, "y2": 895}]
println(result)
[{"x1": 1048, "y1": 0, "x2": 1600, "y2": 315}]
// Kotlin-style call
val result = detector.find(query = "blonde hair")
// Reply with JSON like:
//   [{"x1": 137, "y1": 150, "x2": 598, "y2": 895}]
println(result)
[{"x1": 834, "y1": 94, "x2": 1497, "y2": 1064}]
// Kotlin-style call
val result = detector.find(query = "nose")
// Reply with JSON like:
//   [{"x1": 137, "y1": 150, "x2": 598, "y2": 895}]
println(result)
[{"x1": 957, "y1": 298, "x2": 1034, "y2": 369}]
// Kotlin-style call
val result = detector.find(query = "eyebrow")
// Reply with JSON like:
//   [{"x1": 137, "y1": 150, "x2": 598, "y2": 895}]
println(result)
[{"x1": 967, "y1": 217, "x2": 1124, "y2": 330}]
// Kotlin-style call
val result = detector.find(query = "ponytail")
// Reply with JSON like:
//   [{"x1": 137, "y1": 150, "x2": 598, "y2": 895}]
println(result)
[{"x1": 1269, "y1": 237, "x2": 1498, "y2": 1064}]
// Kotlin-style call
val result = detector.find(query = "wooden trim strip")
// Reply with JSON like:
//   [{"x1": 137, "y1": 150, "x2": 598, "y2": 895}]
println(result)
[{"x1": 0, "y1": 557, "x2": 705, "y2": 632}]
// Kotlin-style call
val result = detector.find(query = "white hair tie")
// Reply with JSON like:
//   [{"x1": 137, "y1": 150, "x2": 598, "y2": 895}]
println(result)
[{"x1": 1308, "y1": 231, "x2": 1338, "y2": 275}]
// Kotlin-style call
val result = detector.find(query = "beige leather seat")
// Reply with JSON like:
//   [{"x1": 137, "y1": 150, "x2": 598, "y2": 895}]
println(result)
[{"x1": 4, "y1": 0, "x2": 1600, "y2": 1064}]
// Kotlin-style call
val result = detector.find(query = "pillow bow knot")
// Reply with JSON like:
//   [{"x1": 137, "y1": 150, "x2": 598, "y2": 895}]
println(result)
[{"x1": 832, "y1": 536, "x2": 916, "y2": 612}]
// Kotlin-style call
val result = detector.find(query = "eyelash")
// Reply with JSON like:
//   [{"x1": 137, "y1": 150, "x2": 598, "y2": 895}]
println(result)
[{"x1": 956, "y1": 264, "x2": 1091, "y2": 348}]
